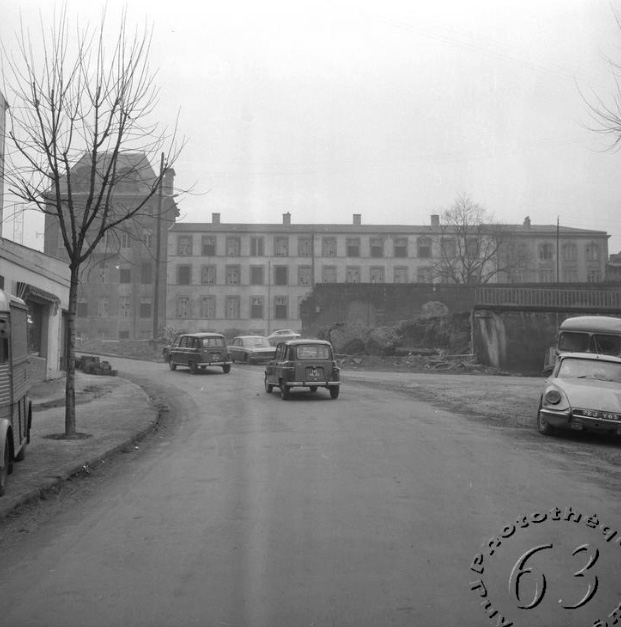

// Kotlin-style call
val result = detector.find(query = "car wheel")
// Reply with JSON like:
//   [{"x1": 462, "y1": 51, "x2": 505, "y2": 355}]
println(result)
[
  {"x1": 244, "y1": 354, "x2": 249, "y2": 363},
  {"x1": 265, "y1": 375, "x2": 273, "y2": 394},
  {"x1": 280, "y1": 381, "x2": 290, "y2": 400},
  {"x1": 190, "y1": 361, "x2": 198, "y2": 375},
  {"x1": 309, "y1": 386, "x2": 317, "y2": 393},
  {"x1": 222, "y1": 364, "x2": 231, "y2": 374},
  {"x1": 537, "y1": 411, "x2": 555, "y2": 436},
  {"x1": 169, "y1": 357, "x2": 177, "y2": 371},
  {"x1": 0, "y1": 441, "x2": 9, "y2": 497},
  {"x1": 330, "y1": 387, "x2": 340, "y2": 400},
  {"x1": 231, "y1": 354, "x2": 236, "y2": 363}
]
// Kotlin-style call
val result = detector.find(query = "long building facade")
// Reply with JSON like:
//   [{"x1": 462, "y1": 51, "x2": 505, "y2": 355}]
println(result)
[{"x1": 165, "y1": 212, "x2": 610, "y2": 335}]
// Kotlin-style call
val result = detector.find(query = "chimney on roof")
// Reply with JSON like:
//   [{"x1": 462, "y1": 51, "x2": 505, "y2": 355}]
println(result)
[
  {"x1": 430, "y1": 214, "x2": 440, "y2": 226},
  {"x1": 283, "y1": 212, "x2": 291, "y2": 225},
  {"x1": 212, "y1": 213, "x2": 220, "y2": 224},
  {"x1": 353, "y1": 214, "x2": 361, "y2": 225},
  {"x1": 523, "y1": 216, "x2": 531, "y2": 227},
  {"x1": 163, "y1": 168, "x2": 175, "y2": 195}
]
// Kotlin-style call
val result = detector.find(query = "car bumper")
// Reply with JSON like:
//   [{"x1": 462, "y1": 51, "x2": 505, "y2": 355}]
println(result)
[
  {"x1": 197, "y1": 361, "x2": 231, "y2": 367},
  {"x1": 283, "y1": 380, "x2": 340, "y2": 388},
  {"x1": 539, "y1": 408, "x2": 621, "y2": 433}
]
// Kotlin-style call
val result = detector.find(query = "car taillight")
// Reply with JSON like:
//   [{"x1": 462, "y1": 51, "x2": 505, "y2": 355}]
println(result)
[{"x1": 545, "y1": 389, "x2": 562, "y2": 405}]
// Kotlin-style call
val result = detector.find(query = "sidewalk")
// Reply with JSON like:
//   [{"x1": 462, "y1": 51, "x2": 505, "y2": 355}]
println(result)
[{"x1": 0, "y1": 372, "x2": 159, "y2": 520}]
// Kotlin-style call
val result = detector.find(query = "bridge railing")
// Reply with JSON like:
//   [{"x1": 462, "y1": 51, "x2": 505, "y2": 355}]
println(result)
[{"x1": 475, "y1": 285, "x2": 621, "y2": 309}]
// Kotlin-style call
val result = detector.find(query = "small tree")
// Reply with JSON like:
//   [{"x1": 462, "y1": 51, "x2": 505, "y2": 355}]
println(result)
[
  {"x1": 432, "y1": 194, "x2": 527, "y2": 284},
  {"x1": 2, "y1": 7, "x2": 182, "y2": 436}
]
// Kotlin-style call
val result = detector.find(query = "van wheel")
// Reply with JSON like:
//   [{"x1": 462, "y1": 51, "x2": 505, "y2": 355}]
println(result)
[
  {"x1": 222, "y1": 364, "x2": 231, "y2": 374},
  {"x1": 537, "y1": 411, "x2": 555, "y2": 436},
  {"x1": 265, "y1": 376, "x2": 274, "y2": 393},
  {"x1": 190, "y1": 361, "x2": 198, "y2": 375},
  {"x1": 330, "y1": 387, "x2": 340, "y2": 399},
  {"x1": 169, "y1": 358, "x2": 177, "y2": 371},
  {"x1": 309, "y1": 386, "x2": 318, "y2": 393},
  {"x1": 0, "y1": 441, "x2": 9, "y2": 497},
  {"x1": 15, "y1": 441, "x2": 26, "y2": 462}
]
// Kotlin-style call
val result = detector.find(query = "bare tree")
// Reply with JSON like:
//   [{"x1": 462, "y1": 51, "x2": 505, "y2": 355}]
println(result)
[
  {"x1": 1, "y1": 7, "x2": 182, "y2": 436},
  {"x1": 431, "y1": 194, "x2": 527, "y2": 284}
]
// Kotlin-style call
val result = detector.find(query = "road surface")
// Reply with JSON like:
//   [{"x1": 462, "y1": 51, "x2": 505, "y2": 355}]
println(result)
[{"x1": 0, "y1": 358, "x2": 620, "y2": 627}]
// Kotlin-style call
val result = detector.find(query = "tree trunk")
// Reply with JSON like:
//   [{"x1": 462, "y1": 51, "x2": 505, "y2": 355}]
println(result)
[{"x1": 64, "y1": 267, "x2": 80, "y2": 436}]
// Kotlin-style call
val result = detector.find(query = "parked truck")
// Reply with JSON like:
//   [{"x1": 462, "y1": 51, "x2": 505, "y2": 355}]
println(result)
[{"x1": 0, "y1": 289, "x2": 32, "y2": 496}]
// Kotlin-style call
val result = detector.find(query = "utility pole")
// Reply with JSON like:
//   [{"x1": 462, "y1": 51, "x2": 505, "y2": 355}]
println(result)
[
  {"x1": 556, "y1": 216, "x2": 560, "y2": 282},
  {"x1": 152, "y1": 152, "x2": 165, "y2": 338}
]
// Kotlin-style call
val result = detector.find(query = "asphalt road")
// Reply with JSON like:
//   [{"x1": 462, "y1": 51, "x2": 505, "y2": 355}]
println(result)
[{"x1": 0, "y1": 359, "x2": 621, "y2": 627}]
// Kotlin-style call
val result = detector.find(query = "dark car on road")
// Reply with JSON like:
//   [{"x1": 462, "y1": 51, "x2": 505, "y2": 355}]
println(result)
[
  {"x1": 229, "y1": 335, "x2": 276, "y2": 364},
  {"x1": 168, "y1": 332, "x2": 232, "y2": 374},
  {"x1": 264, "y1": 339, "x2": 340, "y2": 400}
]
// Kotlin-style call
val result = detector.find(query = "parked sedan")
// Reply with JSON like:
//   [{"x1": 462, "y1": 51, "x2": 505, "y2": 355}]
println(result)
[
  {"x1": 537, "y1": 352, "x2": 621, "y2": 437},
  {"x1": 267, "y1": 329, "x2": 301, "y2": 346},
  {"x1": 229, "y1": 336, "x2": 275, "y2": 364},
  {"x1": 264, "y1": 339, "x2": 340, "y2": 400}
]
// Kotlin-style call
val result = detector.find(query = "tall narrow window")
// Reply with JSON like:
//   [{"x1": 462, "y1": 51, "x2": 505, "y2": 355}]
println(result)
[
  {"x1": 539, "y1": 243, "x2": 554, "y2": 260},
  {"x1": 274, "y1": 265, "x2": 288, "y2": 285},
  {"x1": 250, "y1": 266, "x2": 264, "y2": 285},
  {"x1": 226, "y1": 237, "x2": 241, "y2": 256},
  {"x1": 346, "y1": 238, "x2": 360, "y2": 257},
  {"x1": 394, "y1": 267, "x2": 408, "y2": 283},
  {"x1": 201, "y1": 265, "x2": 216, "y2": 285},
  {"x1": 393, "y1": 238, "x2": 408, "y2": 258},
  {"x1": 250, "y1": 237, "x2": 265, "y2": 256},
  {"x1": 202, "y1": 236, "x2": 216, "y2": 256},
  {"x1": 141, "y1": 263, "x2": 153, "y2": 284},
  {"x1": 346, "y1": 266, "x2": 360, "y2": 283},
  {"x1": 177, "y1": 297, "x2": 190, "y2": 318},
  {"x1": 250, "y1": 296, "x2": 264, "y2": 319},
  {"x1": 177, "y1": 235, "x2": 193, "y2": 256},
  {"x1": 200, "y1": 296, "x2": 216, "y2": 318},
  {"x1": 225, "y1": 296, "x2": 240, "y2": 319},
  {"x1": 226, "y1": 265, "x2": 241, "y2": 285},
  {"x1": 298, "y1": 266, "x2": 312, "y2": 286},
  {"x1": 417, "y1": 237, "x2": 432, "y2": 258},
  {"x1": 119, "y1": 268, "x2": 132, "y2": 284},
  {"x1": 177, "y1": 265, "x2": 192, "y2": 285},
  {"x1": 586, "y1": 243, "x2": 600, "y2": 261},
  {"x1": 298, "y1": 237, "x2": 313, "y2": 257},
  {"x1": 370, "y1": 238, "x2": 384, "y2": 258},
  {"x1": 98, "y1": 296, "x2": 110, "y2": 317},
  {"x1": 322, "y1": 237, "x2": 337, "y2": 257},
  {"x1": 274, "y1": 296, "x2": 288, "y2": 319},
  {"x1": 119, "y1": 298, "x2": 131, "y2": 318},
  {"x1": 322, "y1": 266, "x2": 337, "y2": 283},
  {"x1": 370, "y1": 266, "x2": 384, "y2": 283},
  {"x1": 274, "y1": 236, "x2": 289, "y2": 257}
]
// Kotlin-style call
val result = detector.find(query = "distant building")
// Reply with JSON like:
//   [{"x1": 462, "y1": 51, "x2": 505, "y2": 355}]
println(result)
[
  {"x1": 43, "y1": 152, "x2": 179, "y2": 341},
  {"x1": 165, "y1": 213, "x2": 610, "y2": 335}
]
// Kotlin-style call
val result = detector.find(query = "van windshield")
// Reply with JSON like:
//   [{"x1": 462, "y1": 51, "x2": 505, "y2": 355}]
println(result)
[{"x1": 558, "y1": 332, "x2": 621, "y2": 356}]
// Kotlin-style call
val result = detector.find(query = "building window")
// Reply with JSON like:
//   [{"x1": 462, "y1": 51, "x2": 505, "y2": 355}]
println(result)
[
  {"x1": 226, "y1": 265, "x2": 241, "y2": 285},
  {"x1": 539, "y1": 243, "x2": 554, "y2": 261},
  {"x1": 141, "y1": 263, "x2": 153, "y2": 284},
  {"x1": 98, "y1": 296, "x2": 109, "y2": 317},
  {"x1": 98, "y1": 261, "x2": 107, "y2": 283},
  {"x1": 119, "y1": 268, "x2": 131, "y2": 284},
  {"x1": 250, "y1": 237, "x2": 264, "y2": 256},
  {"x1": 140, "y1": 300, "x2": 152, "y2": 318},
  {"x1": 200, "y1": 296, "x2": 216, "y2": 318},
  {"x1": 201, "y1": 265, "x2": 216, "y2": 285},
  {"x1": 394, "y1": 238, "x2": 408, "y2": 258},
  {"x1": 77, "y1": 301, "x2": 88, "y2": 317},
  {"x1": 394, "y1": 267, "x2": 408, "y2": 283},
  {"x1": 370, "y1": 238, "x2": 384, "y2": 258},
  {"x1": 250, "y1": 265, "x2": 264, "y2": 285},
  {"x1": 177, "y1": 296, "x2": 190, "y2": 318},
  {"x1": 417, "y1": 237, "x2": 432, "y2": 258},
  {"x1": 586, "y1": 243, "x2": 600, "y2": 261},
  {"x1": 225, "y1": 296, "x2": 240, "y2": 319},
  {"x1": 298, "y1": 265, "x2": 312, "y2": 286},
  {"x1": 119, "y1": 330, "x2": 130, "y2": 339},
  {"x1": 142, "y1": 230, "x2": 153, "y2": 249},
  {"x1": 563, "y1": 244, "x2": 577, "y2": 262},
  {"x1": 417, "y1": 266, "x2": 433, "y2": 282},
  {"x1": 202, "y1": 236, "x2": 216, "y2": 256},
  {"x1": 346, "y1": 238, "x2": 360, "y2": 257},
  {"x1": 250, "y1": 296, "x2": 264, "y2": 319},
  {"x1": 177, "y1": 265, "x2": 192, "y2": 285},
  {"x1": 562, "y1": 269, "x2": 578, "y2": 282},
  {"x1": 539, "y1": 269, "x2": 554, "y2": 282},
  {"x1": 440, "y1": 238, "x2": 457, "y2": 258},
  {"x1": 322, "y1": 237, "x2": 337, "y2": 257},
  {"x1": 298, "y1": 236, "x2": 313, "y2": 257},
  {"x1": 274, "y1": 236, "x2": 289, "y2": 257},
  {"x1": 370, "y1": 266, "x2": 384, "y2": 283},
  {"x1": 119, "y1": 297, "x2": 131, "y2": 318},
  {"x1": 587, "y1": 269, "x2": 601, "y2": 282},
  {"x1": 274, "y1": 265, "x2": 288, "y2": 286},
  {"x1": 274, "y1": 296, "x2": 288, "y2": 320},
  {"x1": 121, "y1": 231, "x2": 131, "y2": 249},
  {"x1": 177, "y1": 235, "x2": 193, "y2": 256},
  {"x1": 322, "y1": 265, "x2": 337, "y2": 283},
  {"x1": 346, "y1": 266, "x2": 360, "y2": 283},
  {"x1": 226, "y1": 237, "x2": 241, "y2": 256}
]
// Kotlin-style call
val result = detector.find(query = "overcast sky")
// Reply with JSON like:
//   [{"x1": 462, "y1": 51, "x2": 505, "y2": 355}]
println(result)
[{"x1": 4, "y1": 0, "x2": 621, "y2": 253}]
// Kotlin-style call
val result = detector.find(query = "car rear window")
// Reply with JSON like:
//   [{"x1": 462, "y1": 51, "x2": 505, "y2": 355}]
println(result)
[
  {"x1": 200, "y1": 337, "x2": 224, "y2": 347},
  {"x1": 295, "y1": 345, "x2": 330, "y2": 360}
]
